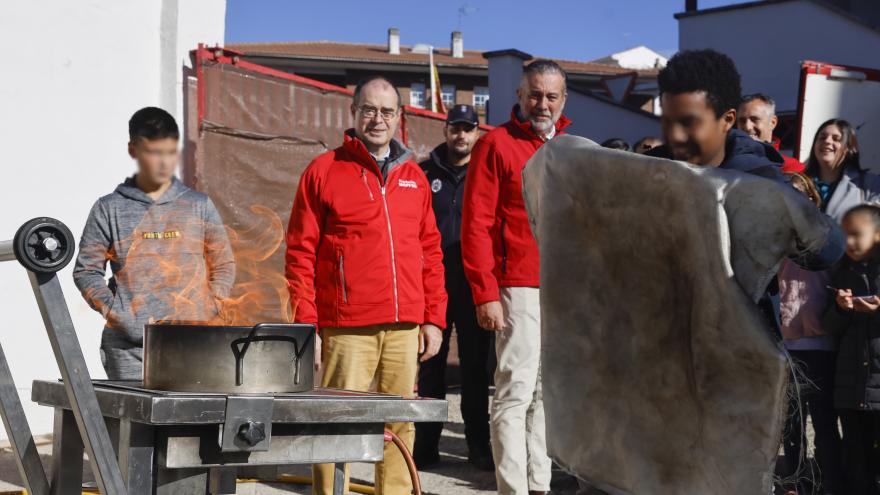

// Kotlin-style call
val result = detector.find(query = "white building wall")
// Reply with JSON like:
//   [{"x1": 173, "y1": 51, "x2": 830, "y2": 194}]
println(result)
[
  {"x1": 0, "y1": 0, "x2": 225, "y2": 437},
  {"x1": 609, "y1": 46, "x2": 668, "y2": 70},
  {"x1": 678, "y1": 0, "x2": 880, "y2": 112},
  {"x1": 564, "y1": 93, "x2": 661, "y2": 146}
]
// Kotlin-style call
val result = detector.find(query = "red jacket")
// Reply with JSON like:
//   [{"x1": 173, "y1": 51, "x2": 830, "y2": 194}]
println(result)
[
  {"x1": 461, "y1": 106, "x2": 572, "y2": 305},
  {"x1": 285, "y1": 132, "x2": 447, "y2": 330},
  {"x1": 771, "y1": 137, "x2": 806, "y2": 173}
]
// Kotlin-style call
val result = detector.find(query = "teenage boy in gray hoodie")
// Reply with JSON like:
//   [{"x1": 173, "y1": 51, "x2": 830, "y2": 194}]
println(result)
[{"x1": 73, "y1": 107, "x2": 235, "y2": 380}]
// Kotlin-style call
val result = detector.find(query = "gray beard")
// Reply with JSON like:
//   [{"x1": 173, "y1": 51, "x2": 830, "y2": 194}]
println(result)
[
  {"x1": 519, "y1": 109, "x2": 556, "y2": 135},
  {"x1": 531, "y1": 119, "x2": 553, "y2": 134}
]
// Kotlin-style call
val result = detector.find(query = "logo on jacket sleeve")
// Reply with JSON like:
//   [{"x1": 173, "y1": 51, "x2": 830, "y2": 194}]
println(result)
[
  {"x1": 398, "y1": 179, "x2": 419, "y2": 189},
  {"x1": 431, "y1": 179, "x2": 442, "y2": 193}
]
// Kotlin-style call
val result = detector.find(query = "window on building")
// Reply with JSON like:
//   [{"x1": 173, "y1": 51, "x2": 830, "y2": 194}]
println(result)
[
  {"x1": 441, "y1": 85, "x2": 456, "y2": 107},
  {"x1": 410, "y1": 83, "x2": 426, "y2": 108},
  {"x1": 473, "y1": 86, "x2": 489, "y2": 110}
]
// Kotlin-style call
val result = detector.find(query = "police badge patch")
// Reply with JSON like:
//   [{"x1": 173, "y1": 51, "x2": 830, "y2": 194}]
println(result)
[{"x1": 431, "y1": 179, "x2": 442, "y2": 193}]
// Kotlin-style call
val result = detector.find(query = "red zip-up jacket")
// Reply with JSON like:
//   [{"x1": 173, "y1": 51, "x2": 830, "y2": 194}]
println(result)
[
  {"x1": 285, "y1": 131, "x2": 447, "y2": 330},
  {"x1": 461, "y1": 106, "x2": 572, "y2": 305}
]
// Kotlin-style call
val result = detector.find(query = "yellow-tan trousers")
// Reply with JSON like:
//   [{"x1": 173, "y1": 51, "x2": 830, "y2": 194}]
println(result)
[{"x1": 313, "y1": 324, "x2": 419, "y2": 495}]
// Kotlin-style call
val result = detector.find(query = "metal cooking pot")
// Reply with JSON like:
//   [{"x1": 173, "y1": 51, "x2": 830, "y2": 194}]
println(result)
[{"x1": 143, "y1": 322, "x2": 315, "y2": 393}]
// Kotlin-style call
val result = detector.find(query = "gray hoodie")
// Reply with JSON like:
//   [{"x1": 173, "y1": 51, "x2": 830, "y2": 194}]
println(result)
[{"x1": 73, "y1": 176, "x2": 235, "y2": 344}]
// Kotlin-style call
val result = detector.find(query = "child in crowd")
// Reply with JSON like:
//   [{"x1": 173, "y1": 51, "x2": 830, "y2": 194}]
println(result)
[
  {"x1": 825, "y1": 204, "x2": 880, "y2": 495},
  {"x1": 778, "y1": 172, "x2": 843, "y2": 495},
  {"x1": 788, "y1": 172, "x2": 822, "y2": 208}
]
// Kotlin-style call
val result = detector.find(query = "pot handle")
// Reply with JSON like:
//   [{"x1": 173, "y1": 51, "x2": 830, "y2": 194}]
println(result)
[{"x1": 230, "y1": 323, "x2": 315, "y2": 387}]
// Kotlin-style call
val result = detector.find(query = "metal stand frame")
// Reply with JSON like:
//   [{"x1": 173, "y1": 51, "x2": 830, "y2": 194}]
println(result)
[
  {"x1": 0, "y1": 339, "x2": 50, "y2": 495},
  {"x1": 32, "y1": 380, "x2": 447, "y2": 495},
  {"x1": 30, "y1": 272, "x2": 128, "y2": 493},
  {"x1": 0, "y1": 240, "x2": 51, "y2": 494},
  {"x1": 0, "y1": 219, "x2": 127, "y2": 494},
  {"x1": 0, "y1": 218, "x2": 447, "y2": 494}
]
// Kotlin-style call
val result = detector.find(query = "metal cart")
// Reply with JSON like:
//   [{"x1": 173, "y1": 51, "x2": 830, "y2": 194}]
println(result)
[{"x1": 0, "y1": 217, "x2": 447, "y2": 494}]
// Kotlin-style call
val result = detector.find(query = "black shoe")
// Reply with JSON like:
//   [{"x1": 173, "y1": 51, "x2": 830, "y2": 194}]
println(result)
[
  {"x1": 413, "y1": 449, "x2": 440, "y2": 469},
  {"x1": 467, "y1": 447, "x2": 495, "y2": 471}
]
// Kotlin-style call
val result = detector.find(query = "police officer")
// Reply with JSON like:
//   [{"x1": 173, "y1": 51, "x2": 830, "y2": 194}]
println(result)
[{"x1": 415, "y1": 105, "x2": 495, "y2": 471}]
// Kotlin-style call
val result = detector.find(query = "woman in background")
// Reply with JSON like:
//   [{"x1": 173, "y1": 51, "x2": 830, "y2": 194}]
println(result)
[{"x1": 803, "y1": 118, "x2": 880, "y2": 219}]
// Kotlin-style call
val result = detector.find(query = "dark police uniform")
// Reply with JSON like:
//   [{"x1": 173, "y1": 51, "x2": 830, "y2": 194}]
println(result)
[{"x1": 415, "y1": 134, "x2": 495, "y2": 467}]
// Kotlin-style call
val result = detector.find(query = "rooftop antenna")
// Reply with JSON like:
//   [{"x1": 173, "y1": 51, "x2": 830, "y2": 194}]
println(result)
[{"x1": 457, "y1": 3, "x2": 478, "y2": 30}]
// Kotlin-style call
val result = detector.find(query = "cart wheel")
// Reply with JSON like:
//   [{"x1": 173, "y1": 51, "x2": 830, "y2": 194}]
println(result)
[{"x1": 12, "y1": 217, "x2": 75, "y2": 274}]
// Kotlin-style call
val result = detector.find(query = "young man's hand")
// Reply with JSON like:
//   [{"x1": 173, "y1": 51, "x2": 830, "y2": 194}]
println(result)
[
  {"x1": 854, "y1": 295, "x2": 880, "y2": 314},
  {"x1": 419, "y1": 324, "x2": 443, "y2": 362},
  {"x1": 836, "y1": 289, "x2": 854, "y2": 311},
  {"x1": 476, "y1": 301, "x2": 505, "y2": 331}
]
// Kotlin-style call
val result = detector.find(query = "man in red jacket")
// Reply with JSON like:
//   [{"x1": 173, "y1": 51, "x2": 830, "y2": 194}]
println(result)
[
  {"x1": 285, "y1": 76, "x2": 446, "y2": 495},
  {"x1": 737, "y1": 93, "x2": 805, "y2": 173},
  {"x1": 461, "y1": 60, "x2": 571, "y2": 495}
]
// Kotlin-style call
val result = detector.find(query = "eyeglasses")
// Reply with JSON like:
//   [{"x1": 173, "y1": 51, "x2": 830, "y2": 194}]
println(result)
[{"x1": 357, "y1": 105, "x2": 398, "y2": 121}]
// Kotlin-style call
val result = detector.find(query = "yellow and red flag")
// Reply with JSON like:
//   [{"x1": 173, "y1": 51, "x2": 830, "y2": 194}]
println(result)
[
  {"x1": 432, "y1": 63, "x2": 446, "y2": 114},
  {"x1": 428, "y1": 50, "x2": 447, "y2": 114}
]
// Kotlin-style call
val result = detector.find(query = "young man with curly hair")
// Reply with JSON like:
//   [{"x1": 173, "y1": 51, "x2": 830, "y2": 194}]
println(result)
[
  {"x1": 648, "y1": 49, "x2": 845, "y2": 495},
  {"x1": 647, "y1": 49, "x2": 784, "y2": 178}
]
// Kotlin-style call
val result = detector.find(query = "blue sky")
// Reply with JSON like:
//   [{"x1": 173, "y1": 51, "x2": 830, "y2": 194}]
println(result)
[{"x1": 225, "y1": 0, "x2": 754, "y2": 62}]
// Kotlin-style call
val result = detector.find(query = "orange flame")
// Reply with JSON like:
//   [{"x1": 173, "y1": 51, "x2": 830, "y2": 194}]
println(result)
[
  {"x1": 219, "y1": 204, "x2": 294, "y2": 324},
  {"x1": 87, "y1": 204, "x2": 294, "y2": 330}
]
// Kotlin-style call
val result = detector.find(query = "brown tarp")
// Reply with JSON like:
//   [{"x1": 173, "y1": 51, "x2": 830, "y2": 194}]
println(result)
[{"x1": 187, "y1": 60, "x2": 464, "y2": 322}]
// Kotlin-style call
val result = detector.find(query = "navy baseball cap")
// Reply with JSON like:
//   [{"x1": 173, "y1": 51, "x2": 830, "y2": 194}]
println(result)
[{"x1": 446, "y1": 104, "x2": 479, "y2": 126}]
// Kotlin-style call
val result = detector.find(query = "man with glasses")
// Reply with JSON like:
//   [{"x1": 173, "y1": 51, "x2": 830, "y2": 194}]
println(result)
[{"x1": 285, "y1": 75, "x2": 447, "y2": 495}]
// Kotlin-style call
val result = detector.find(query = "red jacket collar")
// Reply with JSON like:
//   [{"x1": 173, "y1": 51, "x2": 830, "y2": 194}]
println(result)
[
  {"x1": 342, "y1": 130, "x2": 376, "y2": 167},
  {"x1": 341, "y1": 130, "x2": 413, "y2": 181},
  {"x1": 770, "y1": 136, "x2": 782, "y2": 150},
  {"x1": 509, "y1": 104, "x2": 572, "y2": 142}
]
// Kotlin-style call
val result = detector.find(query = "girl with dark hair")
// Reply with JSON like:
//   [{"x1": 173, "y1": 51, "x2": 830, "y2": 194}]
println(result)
[{"x1": 805, "y1": 119, "x2": 880, "y2": 218}]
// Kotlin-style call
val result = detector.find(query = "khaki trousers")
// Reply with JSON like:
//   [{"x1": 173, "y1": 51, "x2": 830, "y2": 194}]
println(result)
[
  {"x1": 492, "y1": 287, "x2": 551, "y2": 494},
  {"x1": 313, "y1": 324, "x2": 419, "y2": 495}
]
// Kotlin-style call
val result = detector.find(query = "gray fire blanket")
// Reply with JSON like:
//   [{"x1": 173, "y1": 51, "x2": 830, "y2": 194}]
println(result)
[{"x1": 522, "y1": 135, "x2": 844, "y2": 495}]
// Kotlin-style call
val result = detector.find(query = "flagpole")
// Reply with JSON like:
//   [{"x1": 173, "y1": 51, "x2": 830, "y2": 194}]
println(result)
[{"x1": 428, "y1": 46, "x2": 437, "y2": 112}]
